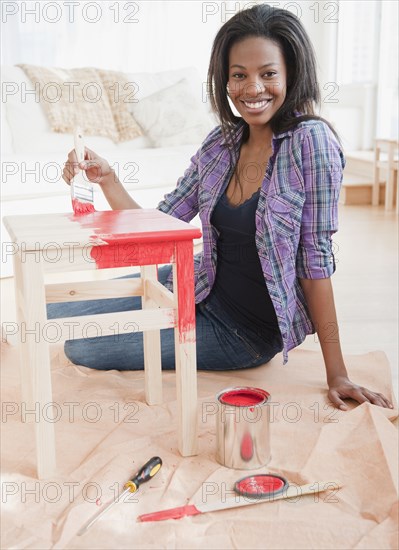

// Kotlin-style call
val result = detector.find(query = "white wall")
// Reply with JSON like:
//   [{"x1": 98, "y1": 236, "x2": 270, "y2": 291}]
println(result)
[
  {"x1": 1, "y1": 1, "x2": 238, "y2": 83},
  {"x1": 1, "y1": 1, "x2": 331, "y2": 87},
  {"x1": 3, "y1": 0, "x2": 395, "y2": 148}
]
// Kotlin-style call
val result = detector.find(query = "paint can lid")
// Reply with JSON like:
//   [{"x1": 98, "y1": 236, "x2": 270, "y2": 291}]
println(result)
[{"x1": 234, "y1": 474, "x2": 289, "y2": 499}]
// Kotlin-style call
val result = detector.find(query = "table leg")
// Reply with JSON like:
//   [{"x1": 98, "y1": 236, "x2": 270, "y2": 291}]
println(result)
[
  {"x1": 17, "y1": 252, "x2": 56, "y2": 479},
  {"x1": 384, "y1": 143, "x2": 396, "y2": 211},
  {"x1": 372, "y1": 145, "x2": 380, "y2": 206},
  {"x1": 173, "y1": 241, "x2": 198, "y2": 456},
  {"x1": 141, "y1": 265, "x2": 162, "y2": 405},
  {"x1": 13, "y1": 252, "x2": 33, "y2": 408},
  {"x1": 385, "y1": 169, "x2": 395, "y2": 211}
]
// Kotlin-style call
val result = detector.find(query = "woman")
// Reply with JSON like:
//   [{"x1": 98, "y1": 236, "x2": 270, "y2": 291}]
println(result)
[{"x1": 55, "y1": 4, "x2": 393, "y2": 410}]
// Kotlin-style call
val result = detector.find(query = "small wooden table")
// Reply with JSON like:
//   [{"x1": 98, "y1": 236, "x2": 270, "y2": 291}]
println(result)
[{"x1": 4, "y1": 209, "x2": 202, "y2": 479}]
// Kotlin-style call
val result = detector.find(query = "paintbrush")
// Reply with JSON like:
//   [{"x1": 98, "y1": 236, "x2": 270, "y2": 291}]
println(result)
[
  {"x1": 137, "y1": 480, "x2": 342, "y2": 522},
  {"x1": 71, "y1": 126, "x2": 95, "y2": 215}
]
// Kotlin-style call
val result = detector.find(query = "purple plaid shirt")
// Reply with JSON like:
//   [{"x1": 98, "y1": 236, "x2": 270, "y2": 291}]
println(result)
[{"x1": 157, "y1": 118, "x2": 345, "y2": 363}]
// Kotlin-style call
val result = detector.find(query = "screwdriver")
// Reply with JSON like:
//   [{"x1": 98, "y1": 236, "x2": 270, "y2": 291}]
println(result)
[{"x1": 77, "y1": 456, "x2": 162, "y2": 536}]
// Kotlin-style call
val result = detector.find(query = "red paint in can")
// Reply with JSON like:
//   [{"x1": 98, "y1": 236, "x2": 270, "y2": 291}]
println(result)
[{"x1": 219, "y1": 387, "x2": 269, "y2": 407}]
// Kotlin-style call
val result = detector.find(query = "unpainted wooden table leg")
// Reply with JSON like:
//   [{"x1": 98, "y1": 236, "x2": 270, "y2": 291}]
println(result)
[
  {"x1": 173, "y1": 241, "x2": 198, "y2": 456},
  {"x1": 141, "y1": 265, "x2": 162, "y2": 405},
  {"x1": 372, "y1": 145, "x2": 380, "y2": 206},
  {"x1": 12, "y1": 252, "x2": 33, "y2": 408},
  {"x1": 385, "y1": 144, "x2": 395, "y2": 211},
  {"x1": 19, "y1": 252, "x2": 56, "y2": 479}
]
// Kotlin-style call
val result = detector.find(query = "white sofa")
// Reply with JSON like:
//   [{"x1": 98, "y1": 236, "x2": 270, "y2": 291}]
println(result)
[{"x1": 1, "y1": 65, "x2": 215, "y2": 277}]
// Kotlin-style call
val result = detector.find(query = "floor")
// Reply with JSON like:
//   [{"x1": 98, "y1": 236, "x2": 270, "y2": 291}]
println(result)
[
  {"x1": 297, "y1": 204, "x2": 398, "y2": 399},
  {"x1": 1, "y1": 204, "x2": 398, "y2": 398}
]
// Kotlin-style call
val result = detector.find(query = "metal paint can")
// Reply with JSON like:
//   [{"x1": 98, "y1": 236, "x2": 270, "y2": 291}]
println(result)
[{"x1": 216, "y1": 386, "x2": 271, "y2": 470}]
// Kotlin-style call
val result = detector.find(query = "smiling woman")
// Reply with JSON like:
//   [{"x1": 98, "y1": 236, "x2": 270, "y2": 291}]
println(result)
[
  {"x1": 228, "y1": 38, "x2": 287, "y2": 122},
  {"x1": 223, "y1": 37, "x2": 288, "y2": 206},
  {"x1": 51, "y1": 3, "x2": 393, "y2": 411}
]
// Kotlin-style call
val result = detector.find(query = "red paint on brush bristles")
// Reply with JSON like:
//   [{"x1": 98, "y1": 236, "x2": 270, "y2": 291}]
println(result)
[
  {"x1": 72, "y1": 198, "x2": 96, "y2": 215},
  {"x1": 220, "y1": 388, "x2": 269, "y2": 407}
]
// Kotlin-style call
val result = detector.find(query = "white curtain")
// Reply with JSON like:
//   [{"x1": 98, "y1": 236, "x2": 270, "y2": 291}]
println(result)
[
  {"x1": 335, "y1": 0, "x2": 398, "y2": 142},
  {"x1": 375, "y1": 0, "x2": 399, "y2": 139}
]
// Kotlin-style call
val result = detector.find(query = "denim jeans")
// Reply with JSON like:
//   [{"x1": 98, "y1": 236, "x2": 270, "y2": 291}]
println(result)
[{"x1": 46, "y1": 265, "x2": 283, "y2": 371}]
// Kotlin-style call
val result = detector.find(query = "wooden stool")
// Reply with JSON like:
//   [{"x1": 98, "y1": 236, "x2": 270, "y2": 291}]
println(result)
[{"x1": 4, "y1": 209, "x2": 202, "y2": 479}]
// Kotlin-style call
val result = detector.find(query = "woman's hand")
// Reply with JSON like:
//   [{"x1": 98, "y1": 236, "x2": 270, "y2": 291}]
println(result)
[
  {"x1": 63, "y1": 145, "x2": 141, "y2": 210},
  {"x1": 328, "y1": 375, "x2": 394, "y2": 410},
  {"x1": 62, "y1": 147, "x2": 114, "y2": 188}
]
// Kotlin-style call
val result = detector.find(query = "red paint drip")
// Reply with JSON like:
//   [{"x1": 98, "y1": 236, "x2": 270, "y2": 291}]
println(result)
[
  {"x1": 72, "y1": 198, "x2": 95, "y2": 215},
  {"x1": 240, "y1": 432, "x2": 254, "y2": 461},
  {"x1": 220, "y1": 388, "x2": 269, "y2": 407},
  {"x1": 235, "y1": 475, "x2": 286, "y2": 497}
]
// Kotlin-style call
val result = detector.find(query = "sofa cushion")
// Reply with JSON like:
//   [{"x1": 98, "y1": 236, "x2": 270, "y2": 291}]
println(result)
[
  {"x1": 1, "y1": 101, "x2": 13, "y2": 155},
  {"x1": 0, "y1": 143, "x2": 204, "y2": 199}
]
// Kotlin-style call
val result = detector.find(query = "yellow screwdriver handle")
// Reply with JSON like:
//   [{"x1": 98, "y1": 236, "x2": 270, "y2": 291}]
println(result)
[{"x1": 124, "y1": 456, "x2": 162, "y2": 493}]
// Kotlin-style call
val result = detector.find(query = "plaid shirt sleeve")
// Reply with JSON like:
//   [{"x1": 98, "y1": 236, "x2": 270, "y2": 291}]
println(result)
[
  {"x1": 156, "y1": 148, "x2": 201, "y2": 222},
  {"x1": 296, "y1": 122, "x2": 346, "y2": 279},
  {"x1": 156, "y1": 126, "x2": 224, "y2": 221}
]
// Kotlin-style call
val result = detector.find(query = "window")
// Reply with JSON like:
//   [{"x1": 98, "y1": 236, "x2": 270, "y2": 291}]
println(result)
[{"x1": 336, "y1": 0, "x2": 380, "y2": 85}]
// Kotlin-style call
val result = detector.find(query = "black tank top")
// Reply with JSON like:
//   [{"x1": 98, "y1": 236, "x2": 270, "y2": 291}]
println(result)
[{"x1": 210, "y1": 188, "x2": 280, "y2": 340}]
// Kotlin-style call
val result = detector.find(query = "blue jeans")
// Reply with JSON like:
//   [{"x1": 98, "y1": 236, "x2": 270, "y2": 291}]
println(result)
[{"x1": 46, "y1": 265, "x2": 283, "y2": 371}]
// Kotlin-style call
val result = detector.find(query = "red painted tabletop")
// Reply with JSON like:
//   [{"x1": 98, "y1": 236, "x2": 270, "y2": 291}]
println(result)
[
  {"x1": 4, "y1": 209, "x2": 202, "y2": 249},
  {"x1": 72, "y1": 209, "x2": 202, "y2": 243}
]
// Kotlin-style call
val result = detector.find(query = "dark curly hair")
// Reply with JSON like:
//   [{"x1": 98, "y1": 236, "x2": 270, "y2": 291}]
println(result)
[{"x1": 207, "y1": 3, "x2": 340, "y2": 147}]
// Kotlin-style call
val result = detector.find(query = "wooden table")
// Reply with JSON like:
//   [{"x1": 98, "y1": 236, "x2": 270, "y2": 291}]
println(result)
[{"x1": 3, "y1": 208, "x2": 202, "y2": 478}]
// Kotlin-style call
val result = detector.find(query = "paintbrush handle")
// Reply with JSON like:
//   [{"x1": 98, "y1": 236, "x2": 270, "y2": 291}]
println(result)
[
  {"x1": 197, "y1": 481, "x2": 342, "y2": 514},
  {"x1": 74, "y1": 126, "x2": 85, "y2": 164}
]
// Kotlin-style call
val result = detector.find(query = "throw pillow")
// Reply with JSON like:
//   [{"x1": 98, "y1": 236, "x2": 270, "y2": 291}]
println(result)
[
  {"x1": 18, "y1": 64, "x2": 119, "y2": 142},
  {"x1": 97, "y1": 69, "x2": 142, "y2": 142},
  {"x1": 131, "y1": 78, "x2": 215, "y2": 147}
]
